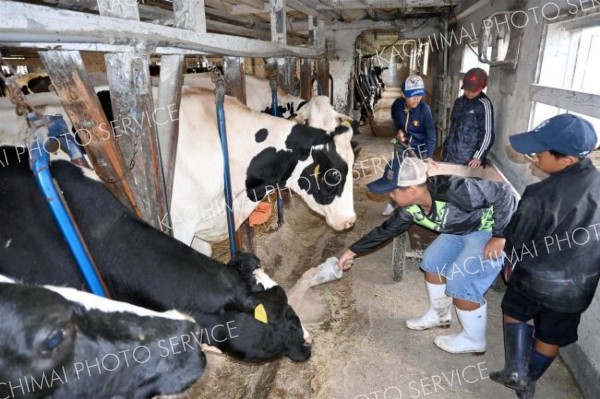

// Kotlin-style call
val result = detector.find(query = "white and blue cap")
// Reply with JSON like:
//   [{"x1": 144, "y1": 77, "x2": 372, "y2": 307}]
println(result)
[
  {"x1": 367, "y1": 157, "x2": 429, "y2": 194},
  {"x1": 403, "y1": 75, "x2": 425, "y2": 98},
  {"x1": 510, "y1": 114, "x2": 598, "y2": 157}
]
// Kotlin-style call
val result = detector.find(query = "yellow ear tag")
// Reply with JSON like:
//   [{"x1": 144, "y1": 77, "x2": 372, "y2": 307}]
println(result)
[
  {"x1": 313, "y1": 164, "x2": 321, "y2": 178},
  {"x1": 254, "y1": 304, "x2": 268, "y2": 324},
  {"x1": 342, "y1": 120, "x2": 352, "y2": 127}
]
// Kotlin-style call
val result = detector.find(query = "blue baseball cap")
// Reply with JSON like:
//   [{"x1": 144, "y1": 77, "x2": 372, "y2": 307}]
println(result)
[
  {"x1": 367, "y1": 157, "x2": 428, "y2": 194},
  {"x1": 403, "y1": 75, "x2": 425, "y2": 98},
  {"x1": 510, "y1": 114, "x2": 598, "y2": 157}
]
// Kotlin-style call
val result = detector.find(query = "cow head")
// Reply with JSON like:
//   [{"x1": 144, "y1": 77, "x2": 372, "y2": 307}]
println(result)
[
  {"x1": 245, "y1": 124, "x2": 356, "y2": 231},
  {"x1": 205, "y1": 285, "x2": 311, "y2": 363},
  {"x1": 0, "y1": 281, "x2": 205, "y2": 399},
  {"x1": 291, "y1": 95, "x2": 355, "y2": 132}
]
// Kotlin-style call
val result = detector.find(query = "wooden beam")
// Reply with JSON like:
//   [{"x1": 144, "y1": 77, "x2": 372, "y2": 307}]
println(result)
[
  {"x1": 530, "y1": 85, "x2": 600, "y2": 119},
  {"x1": 270, "y1": 0, "x2": 287, "y2": 47},
  {"x1": 0, "y1": 2, "x2": 324, "y2": 58},
  {"x1": 157, "y1": 0, "x2": 206, "y2": 212},
  {"x1": 38, "y1": 50, "x2": 142, "y2": 217},
  {"x1": 300, "y1": 58, "x2": 312, "y2": 100},
  {"x1": 99, "y1": 0, "x2": 169, "y2": 230},
  {"x1": 223, "y1": 56, "x2": 254, "y2": 253},
  {"x1": 317, "y1": 58, "x2": 330, "y2": 97}
]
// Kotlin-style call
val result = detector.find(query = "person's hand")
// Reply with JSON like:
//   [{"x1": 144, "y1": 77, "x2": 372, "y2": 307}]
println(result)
[
  {"x1": 468, "y1": 158, "x2": 482, "y2": 168},
  {"x1": 483, "y1": 237, "x2": 506, "y2": 260},
  {"x1": 424, "y1": 158, "x2": 438, "y2": 168},
  {"x1": 338, "y1": 249, "x2": 356, "y2": 271},
  {"x1": 396, "y1": 130, "x2": 405, "y2": 143}
]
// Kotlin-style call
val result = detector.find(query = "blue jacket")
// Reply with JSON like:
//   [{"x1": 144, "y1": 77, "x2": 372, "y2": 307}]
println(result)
[
  {"x1": 391, "y1": 99, "x2": 436, "y2": 159},
  {"x1": 443, "y1": 93, "x2": 494, "y2": 165}
]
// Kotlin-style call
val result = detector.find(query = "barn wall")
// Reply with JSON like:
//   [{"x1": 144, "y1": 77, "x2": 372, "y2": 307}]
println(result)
[{"x1": 451, "y1": 1, "x2": 600, "y2": 397}]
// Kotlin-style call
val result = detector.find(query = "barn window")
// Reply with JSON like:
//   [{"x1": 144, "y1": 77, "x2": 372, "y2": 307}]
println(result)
[{"x1": 530, "y1": 16, "x2": 600, "y2": 136}]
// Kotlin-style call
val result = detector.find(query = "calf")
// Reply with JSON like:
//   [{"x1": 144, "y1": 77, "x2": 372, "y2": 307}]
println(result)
[
  {"x1": 0, "y1": 146, "x2": 311, "y2": 363},
  {"x1": 0, "y1": 275, "x2": 205, "y2": 399}
]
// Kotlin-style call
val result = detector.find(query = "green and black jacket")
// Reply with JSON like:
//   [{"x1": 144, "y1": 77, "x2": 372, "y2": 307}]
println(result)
[{"x1": 350, "y1": 175, "x2": 518, "y2": 255}]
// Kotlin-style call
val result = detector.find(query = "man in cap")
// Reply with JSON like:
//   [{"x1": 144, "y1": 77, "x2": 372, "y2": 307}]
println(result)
[
  {"x1": 383, "y1": 75, "x2": 437, "y2": 216},
  {"x1": 338, "y1": 155, "x2": 517, "y2": 354},
  {"x1": 442, "y1": 68, "x2": 494, "y2": 168},
  {"x1": 490, "y1": 114, "x2": 600, "y2": 398}
]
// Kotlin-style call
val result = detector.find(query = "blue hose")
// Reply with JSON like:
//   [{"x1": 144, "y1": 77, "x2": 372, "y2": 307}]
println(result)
[
  {"x1": 215, "y1": 84, "x2": 237, "y2": 256},
  {"x1": 29, "y1": 127, "x2": 108, "y2": 297}
]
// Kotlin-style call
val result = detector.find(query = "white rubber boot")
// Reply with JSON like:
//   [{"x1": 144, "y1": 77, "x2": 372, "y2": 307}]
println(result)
[
  {"x1": 406, "y1": 282, "x2": 452, "y2": 330},
  {"x1": 434, "y1": 301, "x2": 487, "y2": 354}
]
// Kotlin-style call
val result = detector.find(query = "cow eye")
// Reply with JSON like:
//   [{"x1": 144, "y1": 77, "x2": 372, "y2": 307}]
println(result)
[{"x1": 46, "y1": 329, "x2": 64, "y2": 351}]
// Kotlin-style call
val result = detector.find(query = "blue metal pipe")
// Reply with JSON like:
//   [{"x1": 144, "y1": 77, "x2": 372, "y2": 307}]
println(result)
[
  {"x1": 215, "y1": 84, "x2": 237, "y2": 256},
  {"x1": 29, "y1": 128, "x2": 108, "y2": 297}
]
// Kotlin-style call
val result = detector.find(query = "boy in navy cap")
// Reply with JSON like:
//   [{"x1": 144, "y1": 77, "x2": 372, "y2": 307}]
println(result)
[
  {"x1": 338, "y1": 156, "x2": 517, "y2": 354},
  {"x1": 490, "y1": 114, "x2": 600, "y2": 398}
]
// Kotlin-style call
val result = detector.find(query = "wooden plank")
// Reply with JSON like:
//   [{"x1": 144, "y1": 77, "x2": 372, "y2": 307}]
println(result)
[
  {"x1": 270, "y1": 0, "x2": 287, "y2": 47},
  {"x1": 158, "y1": 0, "x2": 205, "y2": 220},
  {"x1": 223, "y1": 56, "x2": 253, "y2": 253},
  {"x1": 317, "y1": 59, "x2": 330, "y2": 97},
  {"x1": 38, "y1": 50, "x2": 142, "y2": 217},
  {"x1": 99, "y1": 0, "x2": 168, "y2": 230},
  {"x1": 300, "y1": 58, "x2": 312, "y2": 100},
  {"x1": 530, "y1": 85, "x2": 600, "y2": 119},
  {"x1": 0, "y1": 2, "x2": 324, "y2": 59},
  {"x1": 224, "y1": 57, "x2": 247, "y2": 104}
]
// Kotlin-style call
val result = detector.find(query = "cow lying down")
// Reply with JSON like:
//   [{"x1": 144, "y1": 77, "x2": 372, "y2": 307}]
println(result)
[
  {"x1": 0, "y1": 146, "x2": 311, "y2": 363},
  {"x1": 0, "y1": 274, "x2": 205, "y2": 399}
]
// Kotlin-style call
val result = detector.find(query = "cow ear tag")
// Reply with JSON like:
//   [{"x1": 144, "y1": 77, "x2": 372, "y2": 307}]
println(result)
[
  {"x1": 342, "y1": 120, "x2": 352, "y2": 127},
  {"x1": 254, "y1": 304, "x2": 268, "y2": 324},
  {"x1": 313, "y1": 164, "x2": 321, "y2": 178}
]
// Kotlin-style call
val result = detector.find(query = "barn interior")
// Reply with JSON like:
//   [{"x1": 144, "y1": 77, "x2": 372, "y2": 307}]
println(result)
[{"x1": 1, "y1": 0, "x2": 600, "y2": 398}]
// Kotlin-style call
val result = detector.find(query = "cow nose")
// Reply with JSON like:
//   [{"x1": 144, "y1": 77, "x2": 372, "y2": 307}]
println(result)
[{"x1": 344, "y1": 217, "x2": 356, "y2": 230}]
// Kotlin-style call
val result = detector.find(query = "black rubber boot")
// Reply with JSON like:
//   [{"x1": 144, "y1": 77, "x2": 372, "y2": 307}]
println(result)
[
  {"x1": 516, "y1": 349, "x2": 555, "y2": 399},
  {"x1": 490, "y1": 322, "x2": 534, "y2": 390}
]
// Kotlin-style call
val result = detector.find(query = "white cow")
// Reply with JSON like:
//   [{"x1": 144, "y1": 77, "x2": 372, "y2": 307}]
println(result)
[{"x1": 172, "y1": 87, "x2": 356, "y2": 255}]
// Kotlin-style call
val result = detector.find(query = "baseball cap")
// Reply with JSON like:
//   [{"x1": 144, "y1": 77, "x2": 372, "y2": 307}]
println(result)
[
  {"x1": 403, "y1": 75, "x2": 425, "y2": 98},
  {"x1": 461, "y1": 68, "x2": 487, "y2": 91},
  {"x1": 367, "y1": 156, "x2": 428, "y2": 194},
  {"x1": 510, "y1": 114, "x2": 598, "y2": 157}
]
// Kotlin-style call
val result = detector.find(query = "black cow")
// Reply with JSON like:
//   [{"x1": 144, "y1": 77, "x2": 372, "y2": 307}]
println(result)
[
  {"x1": 0, "y1": 146, "x2": 311, "y2": 363},
  {"x1": 0, "y1": 275, "x2": 205, "y2": 399}
]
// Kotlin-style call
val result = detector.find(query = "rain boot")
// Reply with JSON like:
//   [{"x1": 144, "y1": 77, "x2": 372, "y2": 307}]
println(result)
[
  {"x1": 490, "y1": 322, "x2": 534, "y2": 390},
  {"x1": 516, "y1": 349, "x2": 554, "y2": 399},
  {"x1": 434, "y1": 301, "x2": 487, "y2": 354},
  {"x1": 406, "y1": 282, "x2": 452, "y2": 330}
]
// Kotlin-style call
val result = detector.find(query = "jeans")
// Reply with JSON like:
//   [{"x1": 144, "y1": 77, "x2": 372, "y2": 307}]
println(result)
[{"x1": 420, "y1": 231, "x2": 504, "y2": 304}]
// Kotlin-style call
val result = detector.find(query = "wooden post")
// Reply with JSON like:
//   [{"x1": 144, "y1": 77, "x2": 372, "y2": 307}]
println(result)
[
  {"x1": 223, "y1": 56, "x2": 253, "y2": 252},
  {"x1": 98, "y1": 0, "x2": 168, "y2": 230},
  {"x1": 317, "y1": 58, "x2": 330, "y2": 97},
  {"x1": 158, "y1": 0, "x2": 206, "y2": 221},
  {"x1": 300, "y1": 58, "x2": 312, "y2": 100},
  {"x1": 269, "y1": 0, "x2": 287, "y2": 47},
  {"x1": 39, "y1": 51, "x2": 141, "y2": 217}
]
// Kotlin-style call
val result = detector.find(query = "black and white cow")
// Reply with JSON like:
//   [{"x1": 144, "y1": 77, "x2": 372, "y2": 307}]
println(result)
[
  {"x1": 0, "y1": 146, "x2": 311, "y2": 363},
  {"x1": 0, "y1": 274, "x2": 205, "y2": 399},
  {"x1": 172, "y1": 88, "x2": 356, "y2": 255}
]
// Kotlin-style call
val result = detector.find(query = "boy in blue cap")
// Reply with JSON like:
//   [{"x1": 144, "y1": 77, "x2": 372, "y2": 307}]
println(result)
[
  {"x1": 338, "y1": 156, "x2": 517, "y2": 354},
  {"x1": 490, "y1": 114, "x2": 600, "y2": 398},
  {"x1": 383, "y1": 75, "x2": 437, "y2": 216}
]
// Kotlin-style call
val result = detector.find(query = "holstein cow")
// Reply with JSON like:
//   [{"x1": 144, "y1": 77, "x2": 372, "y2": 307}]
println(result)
[
  {"x1": 0, "y1": 274, "x2": 205, "y2": 399},
  {"x1": 183, "y1": 73, "x2": 308, "y2": 119},
  {"x1": 0, "y1": 146, "x2": 311, "y2": 363},
  {"x1": 172, "y1": 87, "x2": 356, "y2": 254}
]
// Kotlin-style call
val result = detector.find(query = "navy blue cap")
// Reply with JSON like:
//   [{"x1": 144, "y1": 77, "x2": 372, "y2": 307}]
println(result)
[
  {"x1": 403, "y1": 75, "x2": 425, "y2": 98},
  {"x1": 367, "y1": 156, "x2": 428, "y2": 194},
  {"x1": 510, "y1": 114, "x2": 598, "y2": 157}
]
